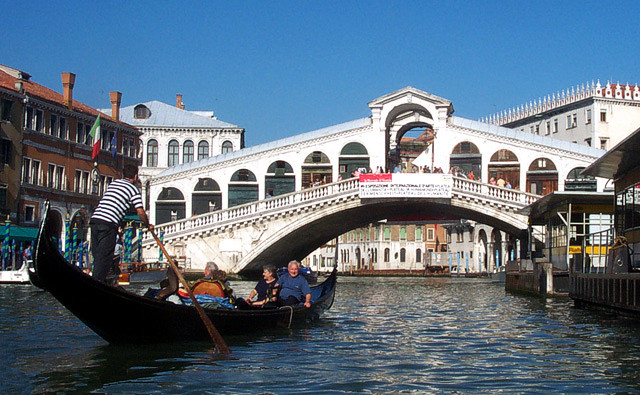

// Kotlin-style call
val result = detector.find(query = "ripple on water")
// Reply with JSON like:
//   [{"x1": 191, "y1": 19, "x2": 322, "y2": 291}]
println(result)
[{"x1": 2, "y1": 277, "x2": 640, "y2": 393}]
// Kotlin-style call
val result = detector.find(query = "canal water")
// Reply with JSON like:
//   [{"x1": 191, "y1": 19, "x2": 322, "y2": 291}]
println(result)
[{"x1": 2, "y1": 276, "x2": 640, "y2": 393}]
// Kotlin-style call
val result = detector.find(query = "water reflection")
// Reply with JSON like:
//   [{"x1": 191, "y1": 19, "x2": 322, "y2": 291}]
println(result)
[{"x1": 2, "y1": 277, "x2": 640, "y2": 392}]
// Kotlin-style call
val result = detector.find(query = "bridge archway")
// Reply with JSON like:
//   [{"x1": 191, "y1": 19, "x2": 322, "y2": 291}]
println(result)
[
  {"x1": 491, "y1": 229, "x2": 502, "y2": 269},
  {"x1": 451, "y1": 141, "x2": 481, "y2": 178},
  {"x1": 229, "y1": 169, "x2": 258, "y2": 207},
  {"x1": 156, "y1": 187, "x2": 186, "y2": 224},
  {"x1": 192, "y1": 178, "x2": 221, "y2": 215},
  {"x1": 339, "y1": 142, "x2": 370, "y2": 179},
  {"x1": 265, "y1": 161, "x2": 295, "y2": 197},
  {"x1": 237, "y1": 197, "x2": 529, "y2": 275},
  {"x1": 302, "y1": 151, "x2": 332, "y2": 188},
  {"x1": 527, "y1": 158, "x2": 558, "y2": 196},
  {"x1": 489, "y1": 149, "x2": 520, "y2": 189},
  {"x1": 478, "y1": 229, "x2": 488, "y2": 271}
]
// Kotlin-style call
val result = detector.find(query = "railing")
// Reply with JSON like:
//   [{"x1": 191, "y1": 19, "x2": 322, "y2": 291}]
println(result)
[
  {"x1": 144, "y1": 178, "x2": 360, "y2": 243},
  {"x1": 575, "y1": 227, "x2": 615, "y2": 274},
  {"x1": 452, "y1": 177, "x2": 541, "y2": 206},
  {"x1": 144, "y1": 175, "x2": 538, "y2": 244}
]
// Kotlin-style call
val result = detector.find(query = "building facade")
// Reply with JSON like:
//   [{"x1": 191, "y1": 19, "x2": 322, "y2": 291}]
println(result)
[
  {"x1": 484, "y1": 81, "x2": 640, "y2": 151},
  {"x1": 101, "y1": 95, "x2": 244, "y2": 212},
  {"x1": 0, "y1": 64, "x2": 141, "y2": 245},
  {"x1": 302, "y1": 222, "x2": 447, "y2": 274}
]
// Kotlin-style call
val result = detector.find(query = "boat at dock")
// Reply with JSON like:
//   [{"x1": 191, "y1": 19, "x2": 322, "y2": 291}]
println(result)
[
  {"x1": 0, "y1": 262, "x2": 30, "y2": 284},
  {"x1": 32, "y1": 202, "x2": 337, "y2": 343}
]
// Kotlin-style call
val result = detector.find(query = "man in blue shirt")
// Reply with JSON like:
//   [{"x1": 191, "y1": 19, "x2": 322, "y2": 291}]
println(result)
[{"x1": 276, "y1": 260, "x2": 311, "y2": 308}]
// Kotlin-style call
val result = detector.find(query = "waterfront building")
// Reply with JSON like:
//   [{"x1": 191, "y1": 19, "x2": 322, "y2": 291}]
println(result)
[
  {"x1": 304, "y1": 222, "x2": 447, "y2": 274},
  {"x1": 100, "y1": 96, "x2": 244, "y2": 213},
  {"x1": 584, "y1": 126, "x2": 640, "y2": 269},
  {"x1": 483, "y1": 81, "x2": 640, "y2": 152},
  {"x1": 0, "y1": 64, "x2": 141, "y2": 245},
  {"x1": 525, "y1": 191, "x2": 614, "y2": 271}
]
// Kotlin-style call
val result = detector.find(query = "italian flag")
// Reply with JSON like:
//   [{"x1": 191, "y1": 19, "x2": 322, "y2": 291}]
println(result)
[{"x1": 89, "y1": 115, "x2": 101, "y2": 160}]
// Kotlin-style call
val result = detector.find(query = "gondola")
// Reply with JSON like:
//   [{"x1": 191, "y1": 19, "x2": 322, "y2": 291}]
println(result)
[{"x1": 32, "y1": 202, "x2": 337, "y2": 343}]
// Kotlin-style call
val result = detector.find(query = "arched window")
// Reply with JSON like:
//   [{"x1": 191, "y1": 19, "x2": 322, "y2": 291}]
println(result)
[
  {"x1": 183, "y1": 140, "x2": 194, "y2": 163},
  {"x1": 134, "y1": 104, "x2": 151, "y2": 119},
  {"x1": 416, "y1": 249, "x2": 422, "y2": 263},
  {"x1": 198, "y1": 140, "x2": 209, "y2": 160},
  {"x1": 168, "y1": 140, "x2": 179, "y2": 166},
  {"x1": 565, "y1": 167, "x2": 596, "y2": 191},
  {"x1": 384, "y1": 248, "x2": 390, "y2": 262},
  {"x1": 146, "y1": 139, "x2": 158, "y2": 167},
  {"x1": 415, "y1": 227, "x2": 422, "y2": 241},
  {"x1": 384, "y1": 227, "x2": 391, "y2": 240},
  {"x1": 228, "y1": 169, "x2": 258, "y2": 207},
  {"x1": 400, "y1": 248, "x2": 406, "y2": 262},
  {"x1": 221, "y1": 140, "x2": 233, "y2": 154}
]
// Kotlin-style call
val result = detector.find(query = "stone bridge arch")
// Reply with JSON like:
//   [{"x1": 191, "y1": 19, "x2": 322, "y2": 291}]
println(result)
[{"x1": 234, "y1": 197, "x2": 529, "y2": 275}]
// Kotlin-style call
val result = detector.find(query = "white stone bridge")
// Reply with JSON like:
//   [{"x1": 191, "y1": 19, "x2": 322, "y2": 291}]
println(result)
[{"x1": 141, "y1": 175, "x2": 540, "y2": 274}]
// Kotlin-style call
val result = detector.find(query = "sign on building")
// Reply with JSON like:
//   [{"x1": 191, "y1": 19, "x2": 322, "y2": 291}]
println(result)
[{"x1": 359, "y1": 173, "x2": 453, "y2": 198}]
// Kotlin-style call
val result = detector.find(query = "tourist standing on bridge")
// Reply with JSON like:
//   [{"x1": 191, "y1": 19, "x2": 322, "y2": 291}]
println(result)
[{"x1": 89, "y1": 164, "x2": 153, "y2": 284}]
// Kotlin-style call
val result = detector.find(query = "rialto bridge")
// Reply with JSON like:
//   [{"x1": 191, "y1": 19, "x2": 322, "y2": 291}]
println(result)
[{"x1": 141, "y1": 87, "x2": 605, "y2": 274}]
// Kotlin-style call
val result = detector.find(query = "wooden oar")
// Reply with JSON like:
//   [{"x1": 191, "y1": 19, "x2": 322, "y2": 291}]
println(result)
[{"x1": 149, "y1": 228, "x2": 230, "y2": 354}]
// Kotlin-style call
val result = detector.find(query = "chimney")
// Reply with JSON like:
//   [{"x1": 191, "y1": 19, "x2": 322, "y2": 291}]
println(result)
[
  {"x1": 61, "y1": 72, "x2": 76, "y2": 110},
  {"x1": 176, "y1": 94, "x2": 185, "y2": 109},
  {"x1": 110, "y1": 91, "x2": 122, "y2": 122}
]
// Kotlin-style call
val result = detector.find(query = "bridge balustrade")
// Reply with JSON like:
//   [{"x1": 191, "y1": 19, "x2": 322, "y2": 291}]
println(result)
[
  {"x1": 143, "y1": 176, "x2": 535, "y2": 245},
  {"x1": 452, "y1": 177, "x2": 539, "y2": 205}
]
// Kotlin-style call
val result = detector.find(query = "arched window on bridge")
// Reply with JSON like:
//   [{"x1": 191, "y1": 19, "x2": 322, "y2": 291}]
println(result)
[
  {"x1": 146, "y1": 139, "x2": 158, "y2": 167},
  {"x1": 221, "y1": 140, "x2": 233, "y2": 154},
  {"x1": 156, "y1": 187, "x2": 186, "y2": 224},
  {"x1": 265, "y1": 160, "x2": 295, "y2": 197},
  {"x1": 489, "y1": 149, "x2": 520, "y2": 189},
  {"x1": 228, "y1": 169, "x2": 258, "y2": 207},
  {"x1": 183, "y1": 140, "x2": 194, "y2": 163},
  {"x1": 198, "y1": 140, "x2": 209, "y2": 160},
  {"x1": 384, "y1": 248, "x2": 390, "y2": 263},
  {"x1": 527, "y1": 158, "x2": 558, "y2": 196},
  {"x1": 302, "y1": 151, "x2": 332, "y2": 188},
  {"x1": 565, "y1": 167, "x2": 596, "y2": 192},
  {"x1": 168, "y1": 139, "x2": 179, "y2": 167},
  {"x1": 450, "y1": 141, "x2": 481, "y2": 179},
  {"x1": 192, "y1": 178, "x2": 222, "y2": 215},
  {"x1": 339, "y1": 142, "x2": 370, "y2": 180}
]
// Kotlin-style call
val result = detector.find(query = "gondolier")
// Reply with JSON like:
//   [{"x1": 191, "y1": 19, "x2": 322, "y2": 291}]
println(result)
[{"x1": 89, "y1": 164, "x2": 153, "y2": 284}]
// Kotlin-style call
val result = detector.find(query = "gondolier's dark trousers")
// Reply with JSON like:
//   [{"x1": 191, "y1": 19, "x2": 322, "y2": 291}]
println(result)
[{"x1": 90, "y1": 219, "x2": 118, "y2": 283}]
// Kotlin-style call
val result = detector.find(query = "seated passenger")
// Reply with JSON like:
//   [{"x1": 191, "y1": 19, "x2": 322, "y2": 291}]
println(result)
[
  {"x1": 276, "y1": 260, "x2": 311, "y2": 308},
  {"x1": 190, "y1": 262, "x2": 233, "y2": 300},
  {"x1": 238, "y1": 264, "x2": 279, "y2": 309}
]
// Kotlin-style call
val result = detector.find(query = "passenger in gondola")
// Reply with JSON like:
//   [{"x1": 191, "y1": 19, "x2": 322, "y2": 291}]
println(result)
[
  {"x1": 276, "y1": 260, "x2": 311, "y2": 308},
  {"x1": 237, "y1": 264, "x2": 279, "y2": 309}
]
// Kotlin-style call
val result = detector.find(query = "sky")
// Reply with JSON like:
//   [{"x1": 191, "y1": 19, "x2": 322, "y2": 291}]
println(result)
[{"x1": 3, "y1": 1, "x2": 639, "y2": 146}]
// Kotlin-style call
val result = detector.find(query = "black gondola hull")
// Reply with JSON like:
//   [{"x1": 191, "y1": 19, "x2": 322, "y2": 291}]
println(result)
[{"x1": 33, "y1": 203, "x2": 337, "y2": 343}]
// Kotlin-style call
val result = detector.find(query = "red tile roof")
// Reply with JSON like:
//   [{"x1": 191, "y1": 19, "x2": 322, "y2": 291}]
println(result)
[{"x1": 0, "y1": 68, "x2": 133, "y2": 128}]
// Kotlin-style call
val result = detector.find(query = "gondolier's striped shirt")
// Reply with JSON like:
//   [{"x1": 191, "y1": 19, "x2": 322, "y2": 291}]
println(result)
[{"x1": 90, "y1": 179, "x2": 143, "y2": 226}]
